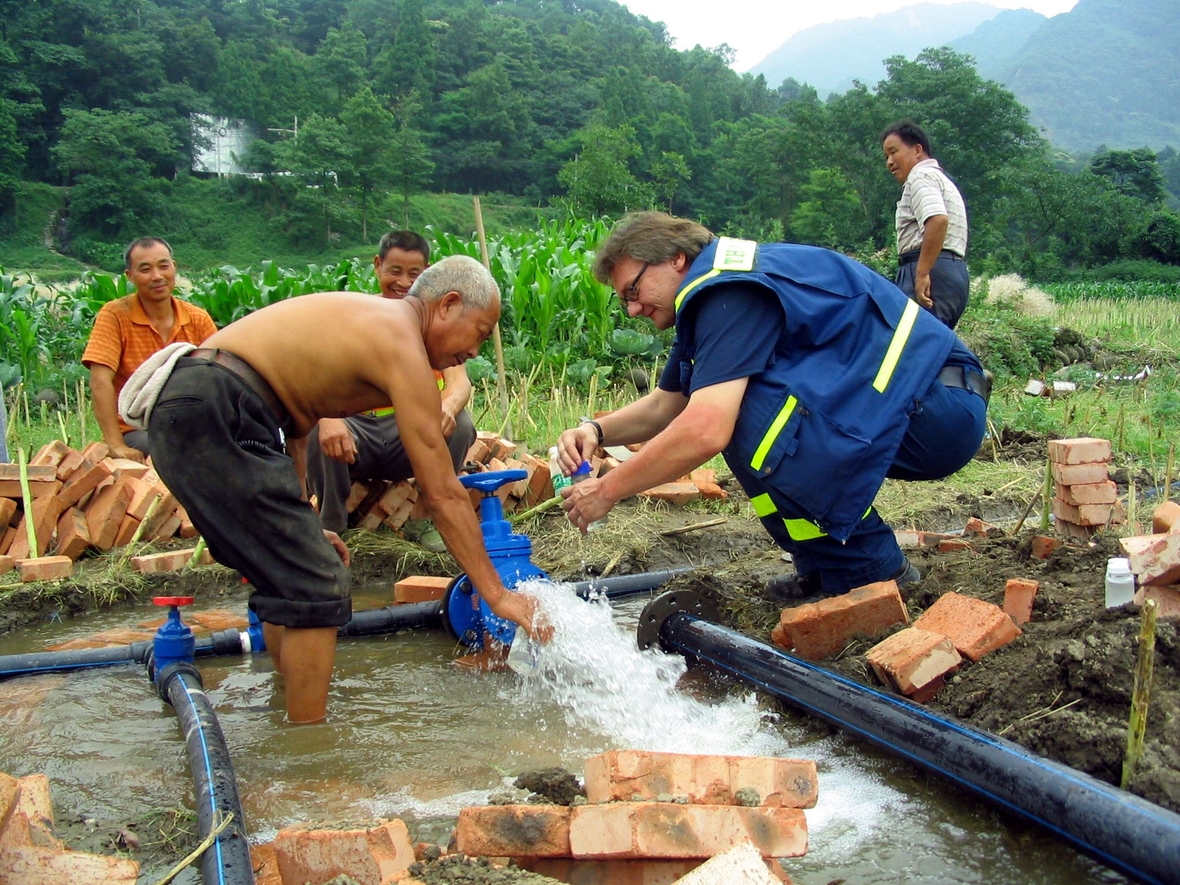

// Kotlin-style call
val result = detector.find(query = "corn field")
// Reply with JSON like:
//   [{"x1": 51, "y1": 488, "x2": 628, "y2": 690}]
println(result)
[{"x1": 0, "y1": 218, "x2": 662, "y2": 395}]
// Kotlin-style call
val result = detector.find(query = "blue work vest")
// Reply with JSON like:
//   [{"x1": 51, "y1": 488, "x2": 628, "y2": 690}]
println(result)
[{"x1": 674, "y1": 238, "x2": 959, "y2": 542}]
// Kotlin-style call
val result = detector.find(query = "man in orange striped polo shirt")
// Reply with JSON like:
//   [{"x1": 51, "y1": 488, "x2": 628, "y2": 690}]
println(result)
[{"x1": 82, "y1": 237, "x2": 217, "y2": 462}]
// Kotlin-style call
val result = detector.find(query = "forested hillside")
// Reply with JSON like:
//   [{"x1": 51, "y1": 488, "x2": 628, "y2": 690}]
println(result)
[{"x1": 1, "y1": 0, "x2": 1178, "y2": 279}]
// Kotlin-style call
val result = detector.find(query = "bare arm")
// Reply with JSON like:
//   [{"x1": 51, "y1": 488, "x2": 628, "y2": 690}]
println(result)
[
  {"x1": 88, "y1": 365, "x2": 144, "y2": 463},
  {"x1": 556, "y1": 386, "x2": 689, "y2": 470},
  {"x1": 915, "y1": 214, "x2": 948, "y2": 309},
  {"x1": 438, "y1": 365, "x2": 472, "y2": 438},
  {"x1": 561, "y1": 378, "x2": 747, "y2": 530}
]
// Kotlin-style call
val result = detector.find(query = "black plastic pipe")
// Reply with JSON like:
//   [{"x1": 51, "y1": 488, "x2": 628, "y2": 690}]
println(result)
[
  {"x1": 337, "y1": 601, "x2": 443, "y2": 637},
  {"x1": 651, "y1": 607, "x2": 1180, "y2": 885},
  {"x1": 570, "y1": 567, "x2": 694, "y2": 600},
  {"x1": 158, "y1": 662, "x2": 254, "y2": 885}
]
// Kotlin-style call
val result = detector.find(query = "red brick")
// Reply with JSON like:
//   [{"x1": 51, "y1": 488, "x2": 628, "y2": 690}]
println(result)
[
  {"x1": 0, "y1": 771, "x2": 19, "y2": 836},
  {"x1": 568, "y1": 803, "x2": 807, "y2": 859},
  {"x1": 695, "y1": 481, "x2": 728, "y2": 500},
  {"x1": 639, "y1": 482, "x2": 700, "y2": 506},
  {"x1": 938, "y1": 538, "x2": 974, "y2": 553},
  {"x1": 1124, "y1": 531, "x2": 1180, "y2": 586},
  {"x1": 9, "y1": 494, "x2": 64, "y2": 559},
  {"x1": 54, "y1": 449, "x2": 86, "y2": 482},
  {"x1": 1051, "y1": 498, "x2": 1113, "y2": 527},
  {"x1": 0, "y1": 556, "x2": 13, "y2": 575},
  {"x1": 0, "y1": 478, "x2": 58, "y2": 499},
  {"x1": 85, "y1": 478, "x2": 134, "y2": 550},
  {"x1": 112, "y1": 513, "x2": 141, "y2": 548},
  {"x1": 917, "y1": 531, "x2": 953, "y2": 547},
  {"x1": 456, "y1": 805, "x2": 571, "y2": 857},
  {"x1": 1153, "y1": 501, "x2": 1180, "y2": 534},
  {"x1": 0, "y1": 527, "x2": 14, "y2": 555},
  {"x1": 17, "y1": 556, "x2": 73, "y2": 583},
  {"x1": 57, "y1": 459, "x2": 112, "y2": 507},
  {"x1": 177, "y1": 506, "x2": 198, "y2": 538},
  {"x1": 465, "y1": 438, "x2": 491, "y2": 465},
  {"x1": 583, "y1": 751, "x2": 817, "y2": 808},
  {"x1": 79, "y1": 441, "x2": 109, "y2": 463},
  {"x1": 54, "y1": 508, "x2": 91, "y2": 561},
  {"x1": 773, "y1": 581, "x2": 909, "y2": 661},
  {"x1": 124, "y1": 477, "x2": 164, "y2": 520},
  {"x1": 963, "y1": 517, "x2": 1000, "y2": 537},
  {"x1": 102, "y1": 457, "x2": 151, "y2": 479},
  {"x1": 138, "y1": 489, "x2": 177, "y2": 539},
  {"x1": 0, "y1": 465, "x2": 57, "y2": 484},
  {"x1": 1003, "y1": 578, "x2": 1039, "y2": 625},
  {"x1": 913, "y1": 592, "x2": 1021, "y2": 662},
  {"x1": 378, "y1": 482, "x2": 415, "y2": 515},
  {"x1": 867, "y1": 627, "x2": 962, "y2": 702},
  {"x1": 1055, "y1": 518, "x2": 1096, "y2": 539},
  {"x1": 1047, "y1": 437, "x2": 1112, "y2": 465},
  {"x1": 345, "y1": 481, "x2": 374, "y2": 513},
  {"x1": 187, "y1": 609, "x2": 249, "y2": 632},
  {"x1": 1134, "y1": 584, "x2": 1180, "y2": 621},
  {"x1": 15, "y1": 775, "x2": 53, "y2": 829},
  {"x1": 393, "y1": 575, "x2": 451, "y2": 604},
  {"x1": 1049, "y1": 461, "x2": 1109, "y2": 486},
  {"x1": 1055, "y1": 481, "x2": 1117, "y2": 506},
  {"x1": 30, "y1": 441, "x2": 71, "y2": 468},
  {"x1": 518, "y1": 858, "x2": 702, "y2": 884},
  {"x1": 149, "y1": 511, "x2": 182, "y2": 544},
  {"x1": 273, "y1": 818, "x2": 415, "y2": 885},
  {"x1": 130, "y1": 548, "x2": 211, "y2": 574},
  {"x1": 0, "y1": 844, "x2": 138, "y2": 884},
  {"x1": 673, "y1": 840, "x2": 790, "y2": 885},
  {"x1": 383, "y1": 495, "x2": 417, "y2": 531},
  {"x1": 0, "y1": 498, "x2": 15, "y2": 528},
  {"x1": 251, "y1": 842, "x2": 284, "y2": 885},
  {"x1": 1030, "y1": 535, "x2": 1061, "y2": 560},
  {"x1": 46, "y1": 627, "x2": 155, "y2": 651}
]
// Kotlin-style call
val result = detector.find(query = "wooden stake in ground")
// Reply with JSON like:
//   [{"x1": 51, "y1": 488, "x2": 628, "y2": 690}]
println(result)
[
  {"x1": 1121, "y1": 598, "x2": 1158, "y2": 790},
  {"x1": 473, "y1": 196, "x2": 511, "y2": 438},
  {"x1": 1039, "y1": 455, "x2": 1052, "y2": 532}
]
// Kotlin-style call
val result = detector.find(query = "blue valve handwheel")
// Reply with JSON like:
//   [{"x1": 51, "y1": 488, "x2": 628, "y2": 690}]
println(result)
[{"x1": 459, "y1": 469, "x2": 528, "y2": 494}]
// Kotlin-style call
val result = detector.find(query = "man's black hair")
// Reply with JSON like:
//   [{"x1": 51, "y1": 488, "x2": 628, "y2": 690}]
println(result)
[
  {"x1": 377, "y1": 230, "x2": 430, "y2": 262},
  {"x1": 881, "y1": 119, "x2": 932, "y2": 156}
]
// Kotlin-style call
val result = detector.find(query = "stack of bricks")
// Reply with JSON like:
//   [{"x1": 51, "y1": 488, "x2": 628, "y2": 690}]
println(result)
[
  {"x1": 0, "y1": 770, "x2": 138, "y2": 883},
  {"x1": 1048, "y1": 437, "x2": 1121, "y2": 539},
  {"x1": 341, "y1": 431, "x2": 728, "y2": 535},
  {"x1": 460, "y1": 750, "x2": 813, "y2": 884},
  {"x1": 0, "y1": 440, "x2": 203, "y2": 584},
  {"x1": 1117, "y1": 500, "x2": 1180, "y2": 621}
]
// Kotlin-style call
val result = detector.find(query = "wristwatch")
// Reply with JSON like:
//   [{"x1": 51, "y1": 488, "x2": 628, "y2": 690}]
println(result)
[{"x1": 578, "y1": 416, "x2": 604, "y2": 446}]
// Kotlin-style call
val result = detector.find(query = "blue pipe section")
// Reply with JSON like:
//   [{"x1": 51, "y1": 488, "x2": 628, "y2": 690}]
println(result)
[
  {"x1": 158, "y1": 662, "x2": 254, "y2": 885},
  {"x1": 654, "y1": 611, "x2": 1180, "y2": 885}
]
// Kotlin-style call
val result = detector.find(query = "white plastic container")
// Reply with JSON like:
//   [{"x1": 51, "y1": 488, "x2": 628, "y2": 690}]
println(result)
[
  {"x1": 571, "y1": 460, "x2": 607, "y2": 531},
  {"x1": 549, "y1": 446, "x2": 572, "y2": 495},
  {"x1": 506, "y1": 629, "x2": 538, "y2": 676},
  {"x1": 1104, "y1": 557, "x2": 1135, "y2": 609}
]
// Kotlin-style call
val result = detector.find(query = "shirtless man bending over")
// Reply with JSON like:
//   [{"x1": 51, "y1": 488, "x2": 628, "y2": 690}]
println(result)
[{"x1": 139, "y1": 255, "x2": 543, "y2": 723}]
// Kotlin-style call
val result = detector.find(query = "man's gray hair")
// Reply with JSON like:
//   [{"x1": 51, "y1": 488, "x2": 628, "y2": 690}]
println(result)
[{"x1": 408, "y1": 254, "x2": 499, "y2": 309}]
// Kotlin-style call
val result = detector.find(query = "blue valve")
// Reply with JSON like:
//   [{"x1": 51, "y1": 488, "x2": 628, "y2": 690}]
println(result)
[
  {"x1": 442, "y1": 470, "x2": 549, "y2": 649},
  {"x1": 151, "y1": 596, "x2": 196, "y2": 681}
]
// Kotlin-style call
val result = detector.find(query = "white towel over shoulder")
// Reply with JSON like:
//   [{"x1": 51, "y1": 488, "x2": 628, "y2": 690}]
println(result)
[{"x1": 118, "y1": 342, "x2": 198, "y2": 431}]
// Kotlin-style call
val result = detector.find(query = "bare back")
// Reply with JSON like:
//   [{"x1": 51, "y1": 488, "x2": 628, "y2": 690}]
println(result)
[{"x1": 204, "y1": 293, "x2": 433, "y2": 437}]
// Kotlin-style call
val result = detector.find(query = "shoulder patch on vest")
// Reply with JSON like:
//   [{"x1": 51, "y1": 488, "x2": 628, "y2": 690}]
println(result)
[{"x1": 712, "y1": 237, "x2": 757, "y2": 272}]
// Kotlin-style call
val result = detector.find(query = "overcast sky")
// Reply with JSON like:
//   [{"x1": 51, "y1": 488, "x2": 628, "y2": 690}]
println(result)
[{"x1": 617, "y1": 0, "x2": 1080, "y2": 71}]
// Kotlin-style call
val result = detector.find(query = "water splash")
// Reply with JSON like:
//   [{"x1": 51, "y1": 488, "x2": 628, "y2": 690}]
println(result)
[{"x1": 506, "y1": 579, "x2": 791, "y2": 758}]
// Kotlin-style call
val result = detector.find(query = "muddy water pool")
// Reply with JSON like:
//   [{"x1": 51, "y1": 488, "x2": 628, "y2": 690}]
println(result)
[{"x1": 0, "y1": 583, "x2": 1127, "y2": 884}]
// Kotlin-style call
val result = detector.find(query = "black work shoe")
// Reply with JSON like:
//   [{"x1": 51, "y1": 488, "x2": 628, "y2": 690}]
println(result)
[
  {"x1": 892, "y1": 558, "x2": 921, "y2": 587},
  {"x1": 765, "y1": 571, "x2": 823, "y2": 602}
]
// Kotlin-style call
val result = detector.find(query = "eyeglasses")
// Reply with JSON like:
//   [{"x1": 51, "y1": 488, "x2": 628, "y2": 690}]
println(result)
[{"x1": 620, "y1": 262, "x2": 650, "y2": 303}]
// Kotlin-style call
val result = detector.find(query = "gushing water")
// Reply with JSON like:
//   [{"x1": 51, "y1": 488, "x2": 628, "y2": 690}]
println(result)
[{"x1": 504, "y1": 579, "x2": 791, "y2": 758}]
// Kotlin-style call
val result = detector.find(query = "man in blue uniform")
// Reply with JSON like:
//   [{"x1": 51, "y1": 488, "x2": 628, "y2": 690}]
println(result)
[{"x1": 555, "y1": 212, "x2": 989, "y2": 600}]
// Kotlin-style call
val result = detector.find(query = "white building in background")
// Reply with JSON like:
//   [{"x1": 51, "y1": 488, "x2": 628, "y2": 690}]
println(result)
[{"x1": 191, "y1": 114, "x2": 255, "y2": 176}]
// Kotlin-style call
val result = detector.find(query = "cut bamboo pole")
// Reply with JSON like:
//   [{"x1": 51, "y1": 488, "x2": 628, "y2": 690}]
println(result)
[
  {"x1": 472, "y1": 196, "x2": 511, "y2": 438},
  {"x1": 1121, "y1": 598, "x2": 1158, "y2": 789},
  {"x1": 185, "y1": 536, "x2": 208, "y2": 570},
  {"x1": 17, "y1": 448, "x2": 38, "y2": 555}
]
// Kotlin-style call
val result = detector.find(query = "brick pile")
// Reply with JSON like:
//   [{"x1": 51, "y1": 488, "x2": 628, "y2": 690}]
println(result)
[
  {"x1": 0, "y1": 770, "x2": 138, "y2": 884},
  {"x1": 1118, "y1": 500, "x2": 1180, "y2": 621},
  {"x1": 1048, "y1": 437, "x2": 1122, "y2": 539},
  {"x1": 338, "y1": 431, "x2": 726, "y2": 534},
  {"x1": 246, "y1": 749, "x2": 815, "y2": 885},
  {"x1": 0, "y1": 440, "x2": 203, "y2": 584}
]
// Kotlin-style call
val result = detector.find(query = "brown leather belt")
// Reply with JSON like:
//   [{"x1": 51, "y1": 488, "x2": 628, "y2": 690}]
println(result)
[
  {"x1": 899, "y1": 248, "x2": 964, "y2": 266},
  {"x1": 187, "y1": 348, "x2": 291, "y2": 430}
]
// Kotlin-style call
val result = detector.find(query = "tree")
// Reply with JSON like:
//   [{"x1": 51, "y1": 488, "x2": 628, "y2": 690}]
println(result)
[
  {"x1": 557, "y1": 122, "x2": 649, "y2": 216},
  {"x1": 371, "y1": 0, "x2": 436, "y2": 100},
  {"x1": 311, "y1": 24, "x2": 368, "y2": 113},
  {"x1": 275, "y1": 112, "x2": 351, "y2": 245},
  {"x1": 1090, "y1": 148, "x2": 1169, "y2": 205},
  {"x1": 339, "y1": 87, "x2": 394, "y2": 241},
  {"x1": 51, "y1": 108, "x2": 177, "y2": 236},
  {"x1": 649, "y1": 151, "x2": 690, "y2": 212},
  {"x1": 0, "y1": 99, "x2": 26, "y2": 216},
  {"x1": 790, "y1": 168, "x2": 872, "y2": 249},
  {"x1": 387, "y1": 94, "x2": 435, "y2": 228}
]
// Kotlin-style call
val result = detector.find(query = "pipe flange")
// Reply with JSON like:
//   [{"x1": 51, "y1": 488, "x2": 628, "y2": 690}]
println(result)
[{"x1": 637, "y1": 590, "x2": 719, "y2": 651}]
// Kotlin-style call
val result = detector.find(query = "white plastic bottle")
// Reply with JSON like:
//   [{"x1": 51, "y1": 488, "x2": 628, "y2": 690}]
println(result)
[
  {"x1": 1104, "y1": 557, "x2": 1135, "y2": 609},
  {"x1": 506, "y1": 628, "x2": 539, "y2": 676}
]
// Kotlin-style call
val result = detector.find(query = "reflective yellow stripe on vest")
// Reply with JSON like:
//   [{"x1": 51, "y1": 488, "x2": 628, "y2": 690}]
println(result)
[
  {"x1": 750, "y1": 396, "x2": 797, "y2": 472},
  {"x1": 872, "y1": 299, "x2": 920, "y2": 393},
  {"x1": 364, "y1": 376, "x2": 446, "y2": 419},
  {"x1": 752, "y1": 494, "x2": 874, "y2": 543}
]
